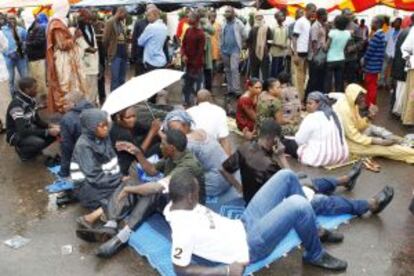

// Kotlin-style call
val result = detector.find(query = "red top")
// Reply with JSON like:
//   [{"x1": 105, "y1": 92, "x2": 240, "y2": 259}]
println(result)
[
  {"x1": 176, "y1": 17, "x2": 188, "y2": 39},
  {"x1": 236, "y1": 96, "x2": 256, "y2": 132},
  {"x1": 181, "y1": 27, "x2": 205, "y2": 75}
]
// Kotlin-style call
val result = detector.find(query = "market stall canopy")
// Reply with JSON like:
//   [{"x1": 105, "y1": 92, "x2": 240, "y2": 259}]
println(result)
[
  {"x1": 73, "y1": 0, "x2": 253, "y2": 11},
  {"x1": 101, "y1": 69, "x2": 184, "y2": 115},
  {"x1": 0, "y1": 0, "x2": 80, "y2": 9},
  {"x1": 266, "y1": 0, "x2": 414, "y2": 13}
]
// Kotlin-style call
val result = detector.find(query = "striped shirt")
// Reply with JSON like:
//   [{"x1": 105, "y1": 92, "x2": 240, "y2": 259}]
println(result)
[{"x1": 364, "y1": 30, "x2": 386, "y2": 73}]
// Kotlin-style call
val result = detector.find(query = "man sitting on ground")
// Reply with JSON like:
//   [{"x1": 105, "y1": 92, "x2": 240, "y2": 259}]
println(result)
[
  {"x1": 76, "y1": 129, "x2": 205, "y2": 258},
  {"x1": 6, "y1": 77, "x2": 60, "y2": 161},
  {"x1": 221, "y1": 119, "x2": 394, "y2": 220},
  {"x1": 187, "y1": 89, "x2": 232, "y2": 155},
  {"x1": 165, "y1": 169, "x2": 348, "y2": 274}
]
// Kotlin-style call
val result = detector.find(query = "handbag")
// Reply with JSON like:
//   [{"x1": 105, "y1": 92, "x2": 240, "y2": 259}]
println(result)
[{"x1": 313, "y1": 48, "x2": 327, "y2": 67}]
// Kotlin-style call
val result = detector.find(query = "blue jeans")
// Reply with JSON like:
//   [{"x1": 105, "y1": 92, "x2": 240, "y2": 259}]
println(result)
[
  {"x1": 5, "y1": 55, "x2": 28, "y2": 95},
  {"x1": 110, "y1": 56, "x2": 127, "y2": 91},
  {"x1": 241, "y1": 169, "x2": 324, "y2": 263},
  {"x1": 311, "y1": 177, "x2": 370, "y2": 216}
]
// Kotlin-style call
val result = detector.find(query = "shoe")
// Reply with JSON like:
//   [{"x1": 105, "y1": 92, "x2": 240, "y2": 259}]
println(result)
[
  {"x1": 76, "y1": 216, "x2": 93, "y2": 230},
  {"x1": 95, "y1": 236, "x2": 126, "y2": 258},
  {"x1": 319, "y1": 229, "x2": 344, "y2": 243},
  {"x1": 372, "y1": 186, "x2": 394, "y2": 214},
  {"x1": 346, "y1": 161, "x2": 363, "y2": 191},
  {"x1": 305, "y1": 251, "x2": 348, "y2": 271},
  {"x1": 56, "y1": 192, "x2": 76, "y2": 207},
  {"x1": 76, "y1": 226, "x2": 117, "y2": 243}
]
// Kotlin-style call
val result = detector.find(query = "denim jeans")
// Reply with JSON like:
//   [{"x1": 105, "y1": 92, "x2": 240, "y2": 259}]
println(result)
[
  {"x1": 222, "y1": 52, "x2": 241, "y2": 95},
  {"x1": 182, "y1": 72, "x2": 203, "y2": 106},
  {"x1": 5, "y1": 56, "x2": 28, "y2": 95},
  {"x1": 241, "y1": 169, "x2": 324, "y2": 263},
  {"x1": 311, "y1": 177, "x2": 370, "y2": 216},
  {"x1": 270, "y1": 56, "x2": 285, "y2": 78},
  {"x1": 325, "y1": 61, "x2": 345, "y2": 93},
  {"x1": 110, "y1": 56, "x2": 127, "y2": 91}
]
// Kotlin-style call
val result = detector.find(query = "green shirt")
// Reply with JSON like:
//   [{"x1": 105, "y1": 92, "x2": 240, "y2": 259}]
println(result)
[{"x1": 155, "y1": 150, "x2": 206, "y2": 200}]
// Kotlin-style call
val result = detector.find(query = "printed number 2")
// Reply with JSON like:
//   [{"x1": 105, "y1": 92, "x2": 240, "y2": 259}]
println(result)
[{"x1": 174, "y1": 248, "x2": 183, "y2": 259}]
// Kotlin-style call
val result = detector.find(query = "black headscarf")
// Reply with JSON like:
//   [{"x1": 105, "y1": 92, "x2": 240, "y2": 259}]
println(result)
[{"x1": 80, "y1": 108, "x2": 112, "y2": 155}]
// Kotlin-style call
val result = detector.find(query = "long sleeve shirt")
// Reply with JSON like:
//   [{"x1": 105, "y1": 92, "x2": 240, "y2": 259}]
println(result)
[{"x1": 364, "y1": 30, "x2": 386, "y2": 73}]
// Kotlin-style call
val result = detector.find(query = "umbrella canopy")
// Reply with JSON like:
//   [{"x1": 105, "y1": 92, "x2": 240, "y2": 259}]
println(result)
[{"x1": 101, "y1": 69, "x2": 184, "y2": 115}]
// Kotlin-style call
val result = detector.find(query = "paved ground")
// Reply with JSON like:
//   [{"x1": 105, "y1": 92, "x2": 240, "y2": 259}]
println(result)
[{"x1": 0, "y1": 84, "x2": 413, "y2": 276}]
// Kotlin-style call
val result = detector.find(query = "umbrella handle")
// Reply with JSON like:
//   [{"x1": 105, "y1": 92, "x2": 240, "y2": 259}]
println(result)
[{"x1": 145, "y1": 101, "x2": 156, "y2": 120}]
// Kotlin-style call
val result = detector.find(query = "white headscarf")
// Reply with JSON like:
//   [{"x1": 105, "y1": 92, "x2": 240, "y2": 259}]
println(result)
[{"x1": 51, "y1": 0, "x2": 70, "y2": 25}]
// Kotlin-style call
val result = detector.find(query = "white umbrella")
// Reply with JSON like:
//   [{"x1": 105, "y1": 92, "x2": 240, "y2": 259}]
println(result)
[{"x1": 101, "y1": 69, "x2": 184, "y2": 115}]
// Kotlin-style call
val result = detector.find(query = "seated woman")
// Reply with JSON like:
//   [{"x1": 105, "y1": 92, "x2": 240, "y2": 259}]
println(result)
[
  {"x1": 70, "y1": 108, "x2": 122, "y2": 210},
  {"x1": 295, "y1": 92, "x2": 349, "y2": 167},
  {"x1": 110, "y1": 107, "x2": 161, "y2": 176},
  {"x1": 257, "y1": 77, "x2": 300, "y2": 136},
  {"x1": 163, "y1": 110, "x2": 235, "y2": 197},
  {"x1": 333, "y1": 84, "x2": 414, "y2": 164},
  {"x1": 279, "y1": 72, "x2": 302, "y2": 128},
  {"x1": 235, "y1": 78, "x2": 262, "y2": 137}
]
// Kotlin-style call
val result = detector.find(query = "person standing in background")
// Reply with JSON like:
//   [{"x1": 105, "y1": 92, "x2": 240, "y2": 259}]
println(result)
[
  {"x1": 0, "y1": 29, "x2": 10, "y2": 132},
  {"x1": 209, "y1": 10, "x2": 221, "y2": 86},
  {"x1": 2, "y1": 14, "x2": 28, "y2": 96},
  {"x1": 92, "y1": 11, "x2": 107, "y2": 105},
  {"x1": 247, "y1": 11, "x2": 272, "y2": 80},
  {"x1": 292, "y1": 3, "x2": 316, "y2": 101},
  {"x1": 46, "y1": 1, "x2": 86, "y2": 113},
  {"x1": 103, "y1": 7, "x2": 128, "y2": 92},
  {"x1": 181, "y1": 11, "x2": 205, "y2": 106},
  {"x1": 382, "y1": 17, "x2": 402, "y2": 89},
  {"x1": 26, "y1": 13, "x2": 48, "y2": 106},
  {"x1": 76, "y1": 9, "x2": 99, "y2": 104},
  {"x1": 270, "y1": 11, "x2": 289, "y2": 78},
  {"x1": 305, "y1": 8, "x2": 327, "y2": 96},
  {"x1": 363, "y1": 16, "x2": 386, "y2": 107},
  {"x1": 221, "y1": 6, "x2": 246, "y2": 97}
]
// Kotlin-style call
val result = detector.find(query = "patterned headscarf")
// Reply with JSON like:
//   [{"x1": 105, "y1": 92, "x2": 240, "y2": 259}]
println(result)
[
  {"x1": 162, "y1": 109, "x2": 194, "y2": 130},
  {"x1": 308, "y1": 91, "x2": 344, "y2": 144}
]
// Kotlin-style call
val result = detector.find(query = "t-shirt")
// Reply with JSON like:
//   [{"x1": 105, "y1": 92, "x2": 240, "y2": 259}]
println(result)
[
  {"x1": 293, "y1": 16, "x2": 311, "y2": 53},
  {"x1": 164, "y1": 203, "x2": 249, "y2": 266},
  {"x1": 187, "y1": 102, "x2": 229, "y2": 140},
  {"x1": 309, "y1": 21, "x2": 326, "y2": 60},
  {"x1": 327, "y1": 29, "x2": 351, "y2": 62}
]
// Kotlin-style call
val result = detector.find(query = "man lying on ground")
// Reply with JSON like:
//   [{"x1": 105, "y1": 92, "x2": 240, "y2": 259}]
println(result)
[
  {"x1": 165, "y1": 169, "x2": 348, "y2": 274},
  {"x1": 6, "y1": 77, "x2": 60, "y2": 161},
  {"x1": 76, "y1": 129, "x2": 205, "y2": 258},
  {"x1": 221, "y1": 119, "x2": 394, "y2": 222}
]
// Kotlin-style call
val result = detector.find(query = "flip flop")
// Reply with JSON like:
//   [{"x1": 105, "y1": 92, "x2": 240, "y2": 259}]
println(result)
[{"x1": 362, "y1": 158, "x2": 380, "y2": 173}]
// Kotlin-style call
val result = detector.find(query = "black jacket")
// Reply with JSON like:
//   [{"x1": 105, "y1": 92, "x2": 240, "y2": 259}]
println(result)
[
  {"x1": 6, "y1": 91, "x2": 48, "y2": 146},
  {"x1": 59, "y1": 100, "x2": 94, "y2": 177},
  {"x1": 26, "y1": 22, "x2": 46, "y2": 61}
]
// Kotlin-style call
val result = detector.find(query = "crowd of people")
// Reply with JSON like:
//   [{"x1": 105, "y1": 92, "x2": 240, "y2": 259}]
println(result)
[{"x1": 1, "y1": 1, "x2": 414, "y2": 275}]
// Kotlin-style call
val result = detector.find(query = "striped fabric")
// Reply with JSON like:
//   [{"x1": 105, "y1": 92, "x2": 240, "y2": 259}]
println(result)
[{"x1": 364, "y1": 30, "x2": 386, "y2": 73}]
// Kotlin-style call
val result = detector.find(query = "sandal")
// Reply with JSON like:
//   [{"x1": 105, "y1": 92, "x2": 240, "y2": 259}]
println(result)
[{"x1": 362, "y1": 158, "x2": 381, "y2": 173}]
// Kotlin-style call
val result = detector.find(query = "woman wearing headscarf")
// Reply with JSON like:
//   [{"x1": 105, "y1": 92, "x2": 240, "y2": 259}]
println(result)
[
  {"x1": 163, "y1": 110, "x2": 236, "y2": 197},
  {"x1": 70, "y1": 108, "x2": 122, "y2": 209},
  {"x1": 295, "y1": 92, "x2": 349, "y2": 167},
  {"x1": 46, "y1": 1, "x2": 86, "y2": 113},
  {"x1": 334, "y1": 84, "x2": 414, "y2": 164}
]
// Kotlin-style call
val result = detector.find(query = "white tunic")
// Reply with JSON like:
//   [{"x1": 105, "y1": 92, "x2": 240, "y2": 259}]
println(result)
[{"x1": 295, "y1": 111, "x2": 349, "y2": 167}]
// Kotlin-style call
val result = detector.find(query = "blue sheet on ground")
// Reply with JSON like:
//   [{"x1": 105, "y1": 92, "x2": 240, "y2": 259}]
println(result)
[
  {"x1": 128, "y1": 188, "x2": 354, "y2": 276},
  {"x1": 46, "y1": 165, "x2": 75, "y2": 193}
]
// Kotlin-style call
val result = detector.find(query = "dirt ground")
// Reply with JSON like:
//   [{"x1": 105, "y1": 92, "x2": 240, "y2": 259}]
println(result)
[{"x1": 0, "y1": 83, "x2": 413, "y2": 276}]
